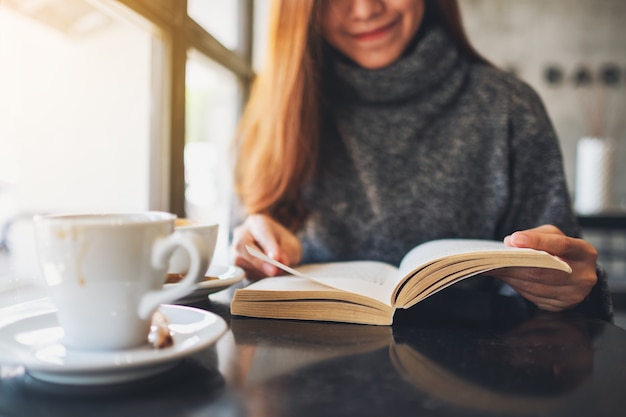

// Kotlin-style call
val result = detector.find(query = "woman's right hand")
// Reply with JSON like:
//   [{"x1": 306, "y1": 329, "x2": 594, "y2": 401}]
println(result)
[{"x1": 230, "y1": 214, "x2": 302, "y2": 280}]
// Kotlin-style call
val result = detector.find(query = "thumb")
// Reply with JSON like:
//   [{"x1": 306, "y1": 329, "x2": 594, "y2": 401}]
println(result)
[{"x1": 506, "y1": 231, "x2": 572, "y2": 258}]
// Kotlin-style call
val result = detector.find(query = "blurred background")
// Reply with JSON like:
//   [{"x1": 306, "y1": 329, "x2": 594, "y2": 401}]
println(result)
[{"x1": 0, "y1": 0, "x2": 624, "y2": 313}]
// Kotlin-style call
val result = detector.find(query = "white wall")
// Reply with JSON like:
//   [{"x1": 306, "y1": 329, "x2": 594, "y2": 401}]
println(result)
[{"x1": 460, "y1": 0, "x2": 626, "y2": 209}]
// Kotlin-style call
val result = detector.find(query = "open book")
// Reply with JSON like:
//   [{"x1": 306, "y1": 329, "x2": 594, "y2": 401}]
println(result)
[{"x1": 230, "y1": 239, "x2": 571, "y2": 325}]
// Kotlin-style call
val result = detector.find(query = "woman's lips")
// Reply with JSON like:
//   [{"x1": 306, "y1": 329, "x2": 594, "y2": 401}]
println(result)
[{"x1": 351, "y1": 19, "x2": 399, "y2": 42}]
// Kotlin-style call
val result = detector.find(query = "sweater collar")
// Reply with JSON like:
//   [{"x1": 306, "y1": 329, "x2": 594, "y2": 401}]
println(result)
[{"x1": 323, "y1": 25, "x2": 466, "y2": 104}]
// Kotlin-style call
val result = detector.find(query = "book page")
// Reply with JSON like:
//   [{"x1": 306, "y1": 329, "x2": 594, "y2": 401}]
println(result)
[
  {"x1": 392, "y1": 239, "x2": 571, "y2": 306},
  {"x1": 245, "y1": 245, "x2": 398, "y2": 306},
  {"x1": 296, "y1": 261, "x2": 399, "y2": 305},
  {"x1": 397, "y1": 239, "x2": 552, "y2": 277}
]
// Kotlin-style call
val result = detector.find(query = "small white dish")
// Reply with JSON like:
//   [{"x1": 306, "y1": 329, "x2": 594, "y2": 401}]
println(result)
[
  {"x1": 0, "y1": 304, "x2": 227, "y2": 385},
  {"x1": 165, "y1": 264, "x2": 245, "y2": 303}
]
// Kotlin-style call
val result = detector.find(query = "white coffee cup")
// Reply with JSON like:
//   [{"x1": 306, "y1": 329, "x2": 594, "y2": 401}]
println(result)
[
  {"x1": 168, "y1": 222, "x2": 219, "y2": 276},
  {"x1": 34, "y1": 212, "x2": 209, "y2": 351}
]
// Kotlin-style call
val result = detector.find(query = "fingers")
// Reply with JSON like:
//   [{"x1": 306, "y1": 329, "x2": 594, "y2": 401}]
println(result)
[
  {"x1": 231, "y1": 223, "x2": 279, "y2": 278},
  {"x1": 245, "y1": 215, "x2": 281, "y2": 260},
  {"x1": 498, "y1": 271, "x2": 589, "y2": 312},
  {"x1": 492, "y1": 260, "x2": 592, "y2": 311},
  {"x1": 230, "y1": 214, "x2": 302, "y2": 280},
  {"x1": 505, "y1": 228, "x2": 568, "y2": 256},
  {"x1": 498, "y1": 224, "x2": 599, "y2": 312},
  {"x1": 504, "y1": 225, "x2": 597, "y2": 263}
]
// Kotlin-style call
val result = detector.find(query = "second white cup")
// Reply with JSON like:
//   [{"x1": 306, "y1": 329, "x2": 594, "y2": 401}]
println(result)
[{"x1": 168, "y1": 222, "x2": 219, "y2": 276}]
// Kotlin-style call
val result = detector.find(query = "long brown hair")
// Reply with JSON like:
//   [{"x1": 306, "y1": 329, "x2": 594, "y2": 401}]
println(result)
[{"x1": 234, "y1": 0, "x2": 487, "y2": 229}]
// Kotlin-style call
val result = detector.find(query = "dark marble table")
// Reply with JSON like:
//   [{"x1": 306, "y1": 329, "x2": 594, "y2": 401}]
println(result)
[{"x1": 1, "y1": 288, "x2": 625, "y2": 417}]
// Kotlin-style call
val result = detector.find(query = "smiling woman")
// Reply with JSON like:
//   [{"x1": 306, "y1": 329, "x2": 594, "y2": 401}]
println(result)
[
  {"x1": 230, "y1": 0, "x2": 612, "y2": 321},
  {"x1": 319, "y1": 0, "x2": 425, "y2": 69}
]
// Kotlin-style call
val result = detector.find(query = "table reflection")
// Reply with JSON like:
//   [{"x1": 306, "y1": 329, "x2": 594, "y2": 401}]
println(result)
[
  {"x1": 1, "y1": 297, "x2": 625, "y2": 417},
  {"x1": 391, "y1": 313, "x2": 595, "y2": 413},
  {"x1": 221, "y1": 312, "x2": 603, "y2": 416},
  {"x1": 224, "y1": 319, "x2": 394, "y2": 417},
  {"x1": 0, "y1": 348, "x2": 237, "y2": 417}
]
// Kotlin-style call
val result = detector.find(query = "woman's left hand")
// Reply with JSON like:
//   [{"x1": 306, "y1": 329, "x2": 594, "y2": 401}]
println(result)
[{"x1": 493, "y1": 224, "x2": 598, "y2": 312}]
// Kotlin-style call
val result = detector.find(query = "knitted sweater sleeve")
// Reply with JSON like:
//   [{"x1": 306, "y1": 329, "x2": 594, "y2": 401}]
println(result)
[
  {"x1": 495, "y1": 78, "x2": 578, "y2": 238},
  {"x1": 495, "y1": 77, "x2": 613, "y2": 322}
]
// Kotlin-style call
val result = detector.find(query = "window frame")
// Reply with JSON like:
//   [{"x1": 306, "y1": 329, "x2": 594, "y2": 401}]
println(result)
[{"x1": 113, "y1": 0, "x2": 254, "y2": 216}]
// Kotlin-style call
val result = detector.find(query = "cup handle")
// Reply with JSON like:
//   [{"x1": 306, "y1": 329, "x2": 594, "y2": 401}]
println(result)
[{"x1": 138, "y1": 232, "x2": 209, "y2": 319}]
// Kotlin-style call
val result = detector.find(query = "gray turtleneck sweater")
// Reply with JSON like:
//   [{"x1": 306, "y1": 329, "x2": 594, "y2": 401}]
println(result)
[{"x1": 294, "y1": 25, "x2": 612, "y2": 321}]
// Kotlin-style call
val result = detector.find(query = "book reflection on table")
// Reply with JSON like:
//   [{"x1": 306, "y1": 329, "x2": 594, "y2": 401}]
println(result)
[
  {"x1": 391, "y1": 313, "x2": 595, "y2": 413},
  {"x1": 229, "y1": 314, "x2": 594, "y2": 413},
  {"x1": 229, "y1": 318, "x2": 392, "y2": 385}
]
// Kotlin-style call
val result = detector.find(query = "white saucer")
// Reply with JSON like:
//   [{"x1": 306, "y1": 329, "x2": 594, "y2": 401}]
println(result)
[
  {"x1": 165, "y1": 264, "x2": 245, "y2": 303},
  {"x1": 0, "y1": 304, "x2": 227, "y2": 385}
]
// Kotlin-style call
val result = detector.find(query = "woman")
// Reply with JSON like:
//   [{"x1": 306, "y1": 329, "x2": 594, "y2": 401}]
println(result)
[{"x1": 230, "y1": 0, "x2": 612, "y2": 321}]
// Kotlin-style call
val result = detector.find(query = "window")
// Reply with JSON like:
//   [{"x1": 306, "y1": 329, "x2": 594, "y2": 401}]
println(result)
[
  {"x1": 187, "y1": 0, "x2": 240, "y2": 51},
  {"x1": 0, "y1": 2, "x2": 153, "y2": 214},
  {"x1": 0, "y1": 0, "x2": 254, "y2": 303},
  {"x1": 185, "y1": 50, "x2": 241, "y2": 262}
]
